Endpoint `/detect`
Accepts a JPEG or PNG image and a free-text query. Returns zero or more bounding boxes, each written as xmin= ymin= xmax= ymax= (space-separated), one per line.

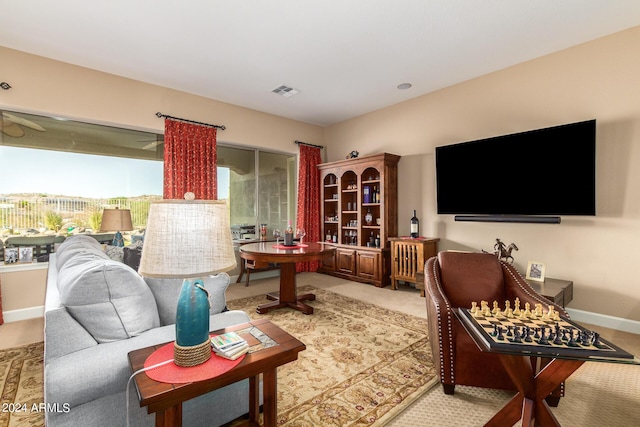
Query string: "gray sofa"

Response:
xmin=44 ymin=235 xmax=252 ymax=427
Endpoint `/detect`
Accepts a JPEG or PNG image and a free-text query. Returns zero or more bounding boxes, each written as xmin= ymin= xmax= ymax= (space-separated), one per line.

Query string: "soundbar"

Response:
xmin=454 ymin=215 xmax=561 ymax=224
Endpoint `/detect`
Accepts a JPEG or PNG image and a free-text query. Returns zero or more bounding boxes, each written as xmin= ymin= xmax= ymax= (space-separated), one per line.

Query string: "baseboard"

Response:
xmin=565 ymin=307 xmax=640 ymax=335
xmin=2 ymin=305 xmax=44 ymax=323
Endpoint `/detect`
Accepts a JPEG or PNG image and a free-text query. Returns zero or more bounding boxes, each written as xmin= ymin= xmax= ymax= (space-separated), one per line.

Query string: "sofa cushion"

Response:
xmin=55 ymin=234 xmax=108 ymax=270
xmin=57 ymin=256 xmax=160 ymax=343
xmin=145 ymin=273 xmax=230 ymax=326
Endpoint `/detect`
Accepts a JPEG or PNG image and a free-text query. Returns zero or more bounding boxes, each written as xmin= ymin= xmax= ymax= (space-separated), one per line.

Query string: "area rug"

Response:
xmin=227 ymin=285 xmax=438 ymax=426
xmin=0 ymin=342 xmax=44 ymax=427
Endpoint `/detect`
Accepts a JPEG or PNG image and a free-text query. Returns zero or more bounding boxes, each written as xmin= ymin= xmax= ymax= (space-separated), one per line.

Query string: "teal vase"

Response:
xmin=175 ymin=279 xmax=210 ymax=347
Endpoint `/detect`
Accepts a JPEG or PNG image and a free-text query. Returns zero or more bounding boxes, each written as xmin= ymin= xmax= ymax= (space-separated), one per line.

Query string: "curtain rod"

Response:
xmin=156 ymin=112 xmax=226 ymax=130
xmin=294 ymin=140 xmax=324 ymax=149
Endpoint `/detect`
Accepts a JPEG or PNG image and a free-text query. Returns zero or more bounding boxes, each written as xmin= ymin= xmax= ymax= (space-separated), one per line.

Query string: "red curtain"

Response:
xmin=296 ymin=144 xmax=322 ymax=272
xmin=163 ymin=119 xmax=218 ymax=200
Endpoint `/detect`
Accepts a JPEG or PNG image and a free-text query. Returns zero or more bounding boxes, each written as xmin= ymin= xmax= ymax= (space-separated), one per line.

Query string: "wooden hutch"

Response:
xmin=317 ymin=153 xmax=400 ymax=287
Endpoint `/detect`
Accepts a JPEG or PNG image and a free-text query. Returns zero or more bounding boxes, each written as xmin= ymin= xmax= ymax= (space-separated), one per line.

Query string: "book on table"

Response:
xmin=211 ymin=331 xmax=249 ymax=359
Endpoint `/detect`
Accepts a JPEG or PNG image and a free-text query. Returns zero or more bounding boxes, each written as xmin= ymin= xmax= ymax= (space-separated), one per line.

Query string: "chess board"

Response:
xmin=457 ymin=307 xmax=635 ymax=360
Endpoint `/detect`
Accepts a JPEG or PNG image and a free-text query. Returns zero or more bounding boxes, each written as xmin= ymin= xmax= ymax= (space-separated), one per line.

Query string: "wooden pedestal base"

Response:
xmin=256 ymin=263 xmax=315 ymax=315
xmin=486 ymin=355 xmax=584 ymax=427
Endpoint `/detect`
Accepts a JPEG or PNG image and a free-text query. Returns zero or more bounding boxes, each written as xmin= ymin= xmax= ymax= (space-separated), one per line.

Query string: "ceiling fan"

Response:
xmin=1 ymin=112 xmax=46 ymax=137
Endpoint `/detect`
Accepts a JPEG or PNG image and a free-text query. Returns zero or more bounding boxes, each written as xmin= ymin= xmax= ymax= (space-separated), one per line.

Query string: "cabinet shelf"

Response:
xmin=318 ymin=153 xmax=400 ymax=288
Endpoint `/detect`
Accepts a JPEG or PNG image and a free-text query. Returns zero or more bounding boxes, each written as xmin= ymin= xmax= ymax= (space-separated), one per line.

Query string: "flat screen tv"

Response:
xmin=435 ymin=120 xmax=596 ymax=222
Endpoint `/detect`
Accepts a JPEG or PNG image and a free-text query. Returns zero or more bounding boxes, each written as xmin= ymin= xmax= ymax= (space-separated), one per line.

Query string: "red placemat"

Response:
xmin=143 ymin=341 xmax=244 ymax=384
xmin=272 ymin=243 xmax=309 ymax=249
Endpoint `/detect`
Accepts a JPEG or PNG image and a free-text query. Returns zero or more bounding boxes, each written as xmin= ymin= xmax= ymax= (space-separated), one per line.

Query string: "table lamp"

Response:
xmin=99 ymin=207 xmax=133 ymax=247
xmin=138 ymin=194 xmax=236 ymax=367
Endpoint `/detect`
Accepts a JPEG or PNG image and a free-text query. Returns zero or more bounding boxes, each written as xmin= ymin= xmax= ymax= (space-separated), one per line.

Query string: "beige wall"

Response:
xmin=0 ymin=266 xmax=47 ymax=313
xmin=325 ymin=26 xmax=640 ymax=322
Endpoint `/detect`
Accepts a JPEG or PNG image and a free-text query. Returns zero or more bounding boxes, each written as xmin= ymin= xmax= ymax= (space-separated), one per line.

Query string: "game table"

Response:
xmin=239 ymin=242 xmax=335 ymax=314
xmin=455 ymin=306 xmax=639 ymax=427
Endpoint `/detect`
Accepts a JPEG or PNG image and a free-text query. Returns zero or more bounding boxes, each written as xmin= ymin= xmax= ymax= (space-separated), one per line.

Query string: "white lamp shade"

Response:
xmin=138 ymin=199 xmax=236 ymax=278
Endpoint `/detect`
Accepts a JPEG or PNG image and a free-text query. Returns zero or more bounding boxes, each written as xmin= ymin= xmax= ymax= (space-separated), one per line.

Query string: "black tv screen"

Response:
xmin=435 ymin=120 xmax=596 ymax=217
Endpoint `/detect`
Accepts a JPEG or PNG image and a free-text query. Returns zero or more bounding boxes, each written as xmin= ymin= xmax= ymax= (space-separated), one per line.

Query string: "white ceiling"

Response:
xmin=2 ymin=1 xmax=640 ymax=126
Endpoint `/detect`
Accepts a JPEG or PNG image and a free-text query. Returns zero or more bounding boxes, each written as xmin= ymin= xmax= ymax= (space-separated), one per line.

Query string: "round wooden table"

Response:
xmin=239 ymin=242 xmax=335 ymax=315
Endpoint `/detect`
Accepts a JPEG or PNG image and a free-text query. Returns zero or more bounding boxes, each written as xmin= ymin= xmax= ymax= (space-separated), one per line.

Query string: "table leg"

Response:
xmin=156 ymin=404 xmax=182 ymax=427
xmin=485 ymin=355 xmax=584 ymax=427
xmin=256 ymin=263 xmax=315 ymax=314
xmin=248 ymin=375 xmax=260 ymax=425
xmin=263 ymin=368 xmax=277 ymax=427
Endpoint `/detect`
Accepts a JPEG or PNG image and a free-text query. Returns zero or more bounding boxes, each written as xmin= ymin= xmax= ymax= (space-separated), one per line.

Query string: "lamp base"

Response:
xmin=174 ymin=339 xmax=211 ymax=367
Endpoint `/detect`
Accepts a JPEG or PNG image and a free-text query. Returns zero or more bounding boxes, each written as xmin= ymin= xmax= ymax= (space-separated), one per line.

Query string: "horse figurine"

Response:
xmin=483 ymin=238 xmax=518 ymax=264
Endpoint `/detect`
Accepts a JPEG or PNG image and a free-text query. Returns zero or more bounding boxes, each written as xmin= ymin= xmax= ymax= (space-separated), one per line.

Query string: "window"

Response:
xmin=218 ymin=145 xmax=297 ymax=238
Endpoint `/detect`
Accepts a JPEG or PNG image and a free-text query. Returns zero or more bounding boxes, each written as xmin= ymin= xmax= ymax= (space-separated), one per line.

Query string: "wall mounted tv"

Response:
xmin=435 ymin=119 xmax=596 ymax=223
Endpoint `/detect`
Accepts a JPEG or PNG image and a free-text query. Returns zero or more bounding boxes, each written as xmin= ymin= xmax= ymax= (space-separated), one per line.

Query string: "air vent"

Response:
xmin=272 ymin=85 xmax=300 ymax=97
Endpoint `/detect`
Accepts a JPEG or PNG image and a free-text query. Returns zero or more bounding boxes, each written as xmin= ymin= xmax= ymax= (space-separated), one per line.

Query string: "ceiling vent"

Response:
xmin=272 ymin=85 xmax=299 ymax=97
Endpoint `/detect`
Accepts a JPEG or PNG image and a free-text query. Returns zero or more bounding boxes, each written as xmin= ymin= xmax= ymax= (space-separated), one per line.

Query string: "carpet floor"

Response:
xmin=0 ymin=342 xmax=44 ymax=427
xmin=226 ymin=285 xmax=439 ymax=426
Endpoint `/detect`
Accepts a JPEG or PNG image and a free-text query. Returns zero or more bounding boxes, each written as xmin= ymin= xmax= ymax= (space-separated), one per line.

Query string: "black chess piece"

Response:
xmin=567 ymin=330 xmax=579 ymax=347
xmin=512 ymin=328 xmax=523 ymax=343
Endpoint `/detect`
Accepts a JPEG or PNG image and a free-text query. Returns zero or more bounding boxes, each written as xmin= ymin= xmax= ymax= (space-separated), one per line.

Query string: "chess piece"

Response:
xmin=513 ymin=298 xmax=521 ymax=317
xmin=505 ymin=308 xmax=514 ymax=318
xmin=522 ymin=302 xmax=532 ymax=319
xmin=534 ymin=303 xmax=543 ymax=318
xmin=470 ymin=301 xmax=478 ymax=315
xmin=492 ymin=301 xmax=499 ymax=316
xmin=481 ymin=301 xmax=491 ymax=317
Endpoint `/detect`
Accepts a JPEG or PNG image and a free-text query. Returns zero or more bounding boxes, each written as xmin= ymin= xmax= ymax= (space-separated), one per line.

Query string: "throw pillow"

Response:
xmin=55 ymin=234 xmax=108 ymax=270
xmin=145 ymin=273 xmax=230 ymax=326
xmin=58 ymin=256 xmax=160 ymax=343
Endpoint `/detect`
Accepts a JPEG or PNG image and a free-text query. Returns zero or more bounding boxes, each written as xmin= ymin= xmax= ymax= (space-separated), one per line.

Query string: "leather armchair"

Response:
xmin=425 ymin=251 xmax=567 ymax=401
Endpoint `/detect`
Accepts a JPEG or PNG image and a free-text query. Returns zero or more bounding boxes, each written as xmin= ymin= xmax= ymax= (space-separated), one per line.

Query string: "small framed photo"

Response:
xmin=526 ymin=261 xmax=545 ymax=282
xmin=4 ymin=247 xmax=19 ymax=264
xmin=18 ymin=246 xmax=34 ymax=263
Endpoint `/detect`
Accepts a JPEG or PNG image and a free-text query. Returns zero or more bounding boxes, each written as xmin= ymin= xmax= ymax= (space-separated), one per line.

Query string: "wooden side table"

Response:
xmin=128 ymin=319 xmax=305 ymax=427
xmin=526 ymin=277 xmax=573 ymax=307
xmin=388 ymin=237 xmax=439 ymax=295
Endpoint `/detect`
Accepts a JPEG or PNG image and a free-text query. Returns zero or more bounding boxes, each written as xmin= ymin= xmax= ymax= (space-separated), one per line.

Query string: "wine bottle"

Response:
xmin=410 ymin=210 xmax=419 ymax=238
xmin=284 ymin=220 xmax=294 ymax=245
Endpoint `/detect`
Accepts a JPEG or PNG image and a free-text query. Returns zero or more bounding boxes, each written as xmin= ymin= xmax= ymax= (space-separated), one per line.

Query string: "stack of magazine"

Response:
xmin=210 ymin=331 xmax=249 ymax=360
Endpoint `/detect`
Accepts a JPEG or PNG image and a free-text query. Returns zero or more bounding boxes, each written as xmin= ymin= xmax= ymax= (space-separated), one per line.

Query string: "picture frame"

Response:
xmin=18 ymin=246 xmax=34 ymax=263
xmin=4 ymin=247 xmax=19 ymax=264
xmin=525 ymin=261 xmax=545 ymax=282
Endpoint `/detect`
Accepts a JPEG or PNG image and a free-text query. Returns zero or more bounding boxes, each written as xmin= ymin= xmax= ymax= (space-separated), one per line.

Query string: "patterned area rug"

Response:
xmin=0 ymin=342 xmax=44 ymax=427
xmin=227 ymin=285 xmax=438 ymax=426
